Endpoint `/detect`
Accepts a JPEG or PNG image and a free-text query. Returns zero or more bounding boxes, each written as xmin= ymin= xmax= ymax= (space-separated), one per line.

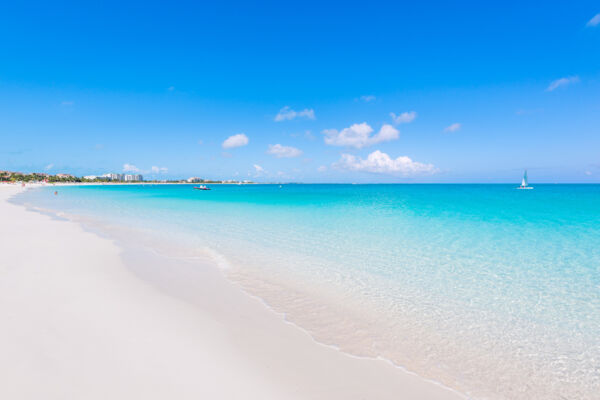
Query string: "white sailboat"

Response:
xmin=516 ymin=170 xmax=533 ymax=190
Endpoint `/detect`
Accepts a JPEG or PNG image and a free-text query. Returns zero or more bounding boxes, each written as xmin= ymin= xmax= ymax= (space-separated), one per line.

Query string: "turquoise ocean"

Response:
xmin=15 ymin=184 xmax=600 ymax=399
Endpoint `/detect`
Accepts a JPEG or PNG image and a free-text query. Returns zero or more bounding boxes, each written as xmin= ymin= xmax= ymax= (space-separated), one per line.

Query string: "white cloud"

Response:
xmin=252 ymin=164 xmax=266 ymax=178
xmin=44 ymin=163 xmax=54 ymax=170
xmin=274 ymin=106 xmax=315 ymax=122
xmin=267 ymin=144 xmax=303 ymax=158
xmin=151 ymin=166 xmax=168 ymax=174
xmin=334 ymin=150 xmax=437 ymax=176
xmin=546 ymin=76 xmax=579 ymax=92
xmin=222 ymin=133 xmax=249 ymax=149
xmin=323 ymin=123 xmax=399 ymax=149
xmin=586 ymin=13 xmax=600 ymax=27
xmin=585 ymin=170 xmax=592 ymax=176
xmin=444 ymin=123 xmax=461 ymax=133
xmin=360 ymin=95 xmax=376 ymax=102
xmin=317 ymin=165 xmax=327 ymax=172
xmin=390 ymin=111 xmax=417 ymax=125
xmin=123 ymin=163 xmax=140 ymax=172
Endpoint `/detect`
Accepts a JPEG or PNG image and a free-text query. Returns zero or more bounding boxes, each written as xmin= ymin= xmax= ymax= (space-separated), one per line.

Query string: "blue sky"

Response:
xmin=1 ymin=1 xmax=599 ymax=182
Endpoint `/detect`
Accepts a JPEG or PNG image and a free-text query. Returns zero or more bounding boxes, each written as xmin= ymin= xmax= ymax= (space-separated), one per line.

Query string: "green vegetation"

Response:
xmin=0 ymin=172 xmax=81 ymax=183
xmin=0 ymin=171 xmax=96 ymax=183
xmin=189 ymin=179 xmax=225 ymax=184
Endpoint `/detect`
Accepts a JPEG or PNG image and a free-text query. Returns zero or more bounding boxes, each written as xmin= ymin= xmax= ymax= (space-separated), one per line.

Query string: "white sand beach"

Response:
xmin=0 ymin=184 xmax=463 ymax=400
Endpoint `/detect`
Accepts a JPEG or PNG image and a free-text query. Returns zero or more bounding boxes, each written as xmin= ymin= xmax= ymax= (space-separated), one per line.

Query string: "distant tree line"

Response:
xmin=0 ymin=171 xmax=251 ymax=184
xmin=1 ymin=172 xmax=95 ymax=183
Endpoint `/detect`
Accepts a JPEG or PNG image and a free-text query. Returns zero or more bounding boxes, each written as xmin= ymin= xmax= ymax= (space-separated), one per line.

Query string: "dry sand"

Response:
xmin=0 ymin=184 xmax=463 ymax=399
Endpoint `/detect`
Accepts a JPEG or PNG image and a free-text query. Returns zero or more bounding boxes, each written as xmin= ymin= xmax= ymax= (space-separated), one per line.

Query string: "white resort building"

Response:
xmin=100 ymin=173 xmax=142 ymax=182
xmin=124 ymin=174 xmax=143 ymax=182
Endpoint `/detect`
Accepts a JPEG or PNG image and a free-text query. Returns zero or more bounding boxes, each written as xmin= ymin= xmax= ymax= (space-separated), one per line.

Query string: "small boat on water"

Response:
xmin=193 ymin=185 xmax=211 ymax=190
xmin=516 ymin=170 xmax=533 ymax=190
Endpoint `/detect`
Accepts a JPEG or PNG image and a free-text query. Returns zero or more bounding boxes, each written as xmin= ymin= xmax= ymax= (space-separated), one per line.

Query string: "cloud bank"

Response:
xmin=444 ymin=123 xmax=461 ymax=133
xmin=390 ymin=111 xmax=417 ymax=125
xmin=323 ymin=123 xmax=399 ymax=149
xmin=334 ymin=150 xmax=437 ymax=176
xmin=274 ymin=106 xmax=315 ymax=121
xmin=222 ymin=133 xmax=249 ymax=149
xmin=123 ymin=163 xmax=140 ymax=172
xmin=546 ymin=76 xmax=579 ymax=92
xmin=252 ymin=164 xmax=266 ymax=177
xmin=587 ymin=13 xmax=600 ymax=27
xmin=267 ymin=144 xmax=303 ymax=158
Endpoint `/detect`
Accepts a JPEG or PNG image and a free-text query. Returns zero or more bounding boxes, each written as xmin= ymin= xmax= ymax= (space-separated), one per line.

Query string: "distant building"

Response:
xmin=104 ymin=173 xmax=124 ymax=181
xmin=56 ymin=173 xmax=75 ymax=178
xmin=124 ymin=174 xmax=143 ymax=182
xmin=187 ymin=177 xmax=204 ymax=183
xmin=83 ymin=175 xmax=97 ymax=180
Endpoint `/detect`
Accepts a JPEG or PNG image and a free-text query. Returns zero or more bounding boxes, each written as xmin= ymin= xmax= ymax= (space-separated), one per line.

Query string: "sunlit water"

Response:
xmin=15 ymin=184 xmax=600 ymax=399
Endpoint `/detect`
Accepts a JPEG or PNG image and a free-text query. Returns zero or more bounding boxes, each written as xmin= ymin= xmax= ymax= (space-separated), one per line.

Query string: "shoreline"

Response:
xmin=0 ymin=183 xmax=464 ymax=399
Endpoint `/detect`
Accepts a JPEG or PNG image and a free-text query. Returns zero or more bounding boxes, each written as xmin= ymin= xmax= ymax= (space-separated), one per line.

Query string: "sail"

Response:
xmin=517 ymin=169 xmax=532 ymax=189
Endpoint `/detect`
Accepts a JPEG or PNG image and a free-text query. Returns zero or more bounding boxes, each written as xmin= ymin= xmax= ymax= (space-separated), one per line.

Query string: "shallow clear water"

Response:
xmin=16 ymin=184 xmax=600 ymax=399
